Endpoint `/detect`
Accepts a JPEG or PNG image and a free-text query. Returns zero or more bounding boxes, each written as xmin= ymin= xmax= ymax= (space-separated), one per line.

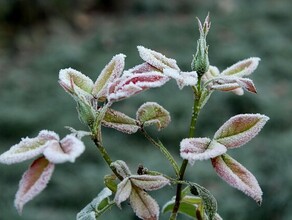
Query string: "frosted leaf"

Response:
xmin=14 ymin=156 xmax=55 ymax=214
xmin=107 ymin=72 xmax=169 ymax=102
xmin=180 ymin=138 xmax=226 ymax=165
xmin=136 ymin=102 xmax=171 ymax=130
xmin=211 ymin=82 xmax=241 ymax=91
xmin=230 ymin=87 xmax=244 ymax=96
xmin=137 ymin=46 xmax=180 ymax=71
xmin=92 ymin=54 xmax=126 ymax=99
xmin=163 ymin=69 xmax=198 ymax=89
xmin=43 ymin=135 xmax=85 ymax=164
xmin=130 ymin=175 xmax=170 ymax=191
xmin=77 ymin=187 xmax=112 ymax=220
xmin=211 ymin=154 xmax=262 ymax=204
xmin=214 ymin=114 xmax=269 ymax=149
xmin=130 ymin=187 xmax=159 ymax=220
xmin=0 ymin=130 xmax=59 ymax=165
xmin=236 ymin=78 xmax=257 ymax=94
xmin=124 ymin=62 xmax=159 ymax=75
xmin=114 ymin=177 xmax=132 ymax=208
xmin=221 ymin=57 xmax=260 ymax=77
xmin=210 ymin=76 xmax=257 ymax=94
xmin=111 ymin=160 xmax=131 ymax=178
xmin=102 ymin=108 xmax=140 ymax=134
xmin=59 ymin=68 xmax=94 ymax=100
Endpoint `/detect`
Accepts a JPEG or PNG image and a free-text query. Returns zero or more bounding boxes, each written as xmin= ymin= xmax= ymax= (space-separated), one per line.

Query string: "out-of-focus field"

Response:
xmin=0 ymin=0 xmax=291 ymax=219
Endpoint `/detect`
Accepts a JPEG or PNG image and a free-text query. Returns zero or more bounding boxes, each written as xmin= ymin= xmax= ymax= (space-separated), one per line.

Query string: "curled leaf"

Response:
xmin=211 ymin=154 xmax=263 ymax=204
xmin=214 ymin=114 xmax=269 ymax=149
xmin=59 ymin=68 xmax=93 ymax=99
xmin=136 ymin=102 xmax=171 ymax=130
xmin=221 ymin=57 xmax=260 ymax=77
xmin=130 ymin=186 xmax=159 ymax=220
xmin=102 ymin=108 xmax=140 ymax=134
xmin=180 ymin=138 xmax=227 ymax=165
xmin=92 ymin=54 xmax=126 ymax=99
xmin=0 ymin=130 xmax=59 ymax=165
xmin=43 ymin=135 xmax=85 ymax=164
xmin=107 ymin=72 xmax=169 ymax=102
xmin=137 ymin=46 xmax=180 ymax=71
xmin=14 ymin=156 xmax=55 ymax=214
xmin=130 ymin=175 xmax=170 ymax=191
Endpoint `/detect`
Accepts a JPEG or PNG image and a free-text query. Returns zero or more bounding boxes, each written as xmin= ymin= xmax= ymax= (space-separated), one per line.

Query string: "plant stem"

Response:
xmin=141 ymin=128 xmax=180 ymax=177
xmin=92 ymin=135 xmax=123 ymax=180
xmin=170 ymin=79 xmax=202 ymax=220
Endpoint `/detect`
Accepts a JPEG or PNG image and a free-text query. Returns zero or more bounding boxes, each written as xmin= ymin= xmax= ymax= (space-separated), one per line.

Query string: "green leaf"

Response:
xmin=102 ymin=108 xmax=139 ymax=134
xmin=189 ymin=182 xmax=217 ymax=220
xmin=76 ymin=188 xmax=113 ymax=220
xmin=104 ymin=174 xmax=117 ymax=193
xmin=136 ymin=102 xmax=171 ymax=130
xmin=162 ymin=196 xmax=202 ymax=218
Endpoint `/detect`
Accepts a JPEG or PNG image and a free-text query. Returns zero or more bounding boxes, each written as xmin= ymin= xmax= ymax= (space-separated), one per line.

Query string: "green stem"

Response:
xmin=141 ymin=128 xmax=180 ymax=177
xmin=92 ymin=134 xmax=123 ymax=180
xmin=170 ymin=79 xmax=202 ymax=220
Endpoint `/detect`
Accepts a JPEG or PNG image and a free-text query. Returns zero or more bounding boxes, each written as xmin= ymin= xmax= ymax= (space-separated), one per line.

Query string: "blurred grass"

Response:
xmin=0 ymin=0 xmax=292 ymax=219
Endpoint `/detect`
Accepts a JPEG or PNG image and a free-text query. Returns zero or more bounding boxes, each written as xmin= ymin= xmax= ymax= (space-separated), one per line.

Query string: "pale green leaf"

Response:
xmin=102 ymin=108 xmax=139 ymax=134
xmin=136 ymin=102 xmax=170 ymax=130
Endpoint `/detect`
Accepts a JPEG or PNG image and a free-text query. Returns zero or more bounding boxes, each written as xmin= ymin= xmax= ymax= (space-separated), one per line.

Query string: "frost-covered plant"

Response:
xmin=0 ymin=14 xmax=269 ymax=220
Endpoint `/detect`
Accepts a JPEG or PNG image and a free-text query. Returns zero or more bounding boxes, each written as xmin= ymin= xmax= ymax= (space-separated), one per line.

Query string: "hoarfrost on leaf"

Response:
xmin=137 ymin=46 xmax=180 ymax=71
xmin=214 ymin=114 xmax=269 ymax=149
xmin=0 ymin=130 xmax=59 ymax=165
xmin=43 ymin=135 xmax=85 ymax=164
xmin=14 ymin=156 xmax=55 ymax=214
xmin=163 ymin=68 xmax=198 ymax=89
xmin=211 ymin=154 xmax=263 ymax=204
xmin=180 ymin=138 xmax=227 ymax=165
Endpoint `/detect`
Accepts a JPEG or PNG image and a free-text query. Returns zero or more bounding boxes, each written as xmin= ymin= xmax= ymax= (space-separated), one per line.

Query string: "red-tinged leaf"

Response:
xmin=114 ymin=177 xmax=132 ymax=208
xmin=130 ymin=175 xmax=170 ymax=191
xmin=43 ymin=135 xmax=85 ymax=164
xmin=236 ymin=78 xmax=257 ymax=94
xmin=125 ymin=62 xmax=159 ymax=75
xmin=137 ymin=46 xmax=180 ymax=71
xmin=211 ymin=154 xmax=262 ymax=204
xmin=130 ymin=186 xmax=159 ymax=220
xmin=102 ymin=108 xmax=140 ymax=134
xmin=214 ymin=114 xmax=269 ymax=149
xmin=221 ymin=57 xmax=260 ymax=77
xmin=180 ymin=138 xmax=226 ymax=165
xmin=14 ymin=156 xmax=55 ymax=214
xmin=0 ymin=130 xmax=59 ymax=165
xmin=92 ymin=54 xmax=126 ymax=98
xmin=107 ymin=72 xmax=169 ymax=102
xmin=136 ymin=102 xmax=170 ymax=130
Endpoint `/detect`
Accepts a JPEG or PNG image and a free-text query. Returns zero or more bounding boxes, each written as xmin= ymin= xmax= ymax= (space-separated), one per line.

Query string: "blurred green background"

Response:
xmin=0 ymin=0 xmax=291 ymax=219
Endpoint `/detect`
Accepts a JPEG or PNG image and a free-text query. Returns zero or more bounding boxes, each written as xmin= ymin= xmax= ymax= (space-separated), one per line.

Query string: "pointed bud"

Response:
xmin=76 ymin=99 xmax=96 ymax=128
xmin=191 ymin=14 xmax=211 ymax=77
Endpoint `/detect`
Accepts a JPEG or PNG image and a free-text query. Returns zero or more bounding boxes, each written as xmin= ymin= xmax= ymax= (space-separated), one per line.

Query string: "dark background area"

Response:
xmin=0 ymin=0 xmax=291 ymax=219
